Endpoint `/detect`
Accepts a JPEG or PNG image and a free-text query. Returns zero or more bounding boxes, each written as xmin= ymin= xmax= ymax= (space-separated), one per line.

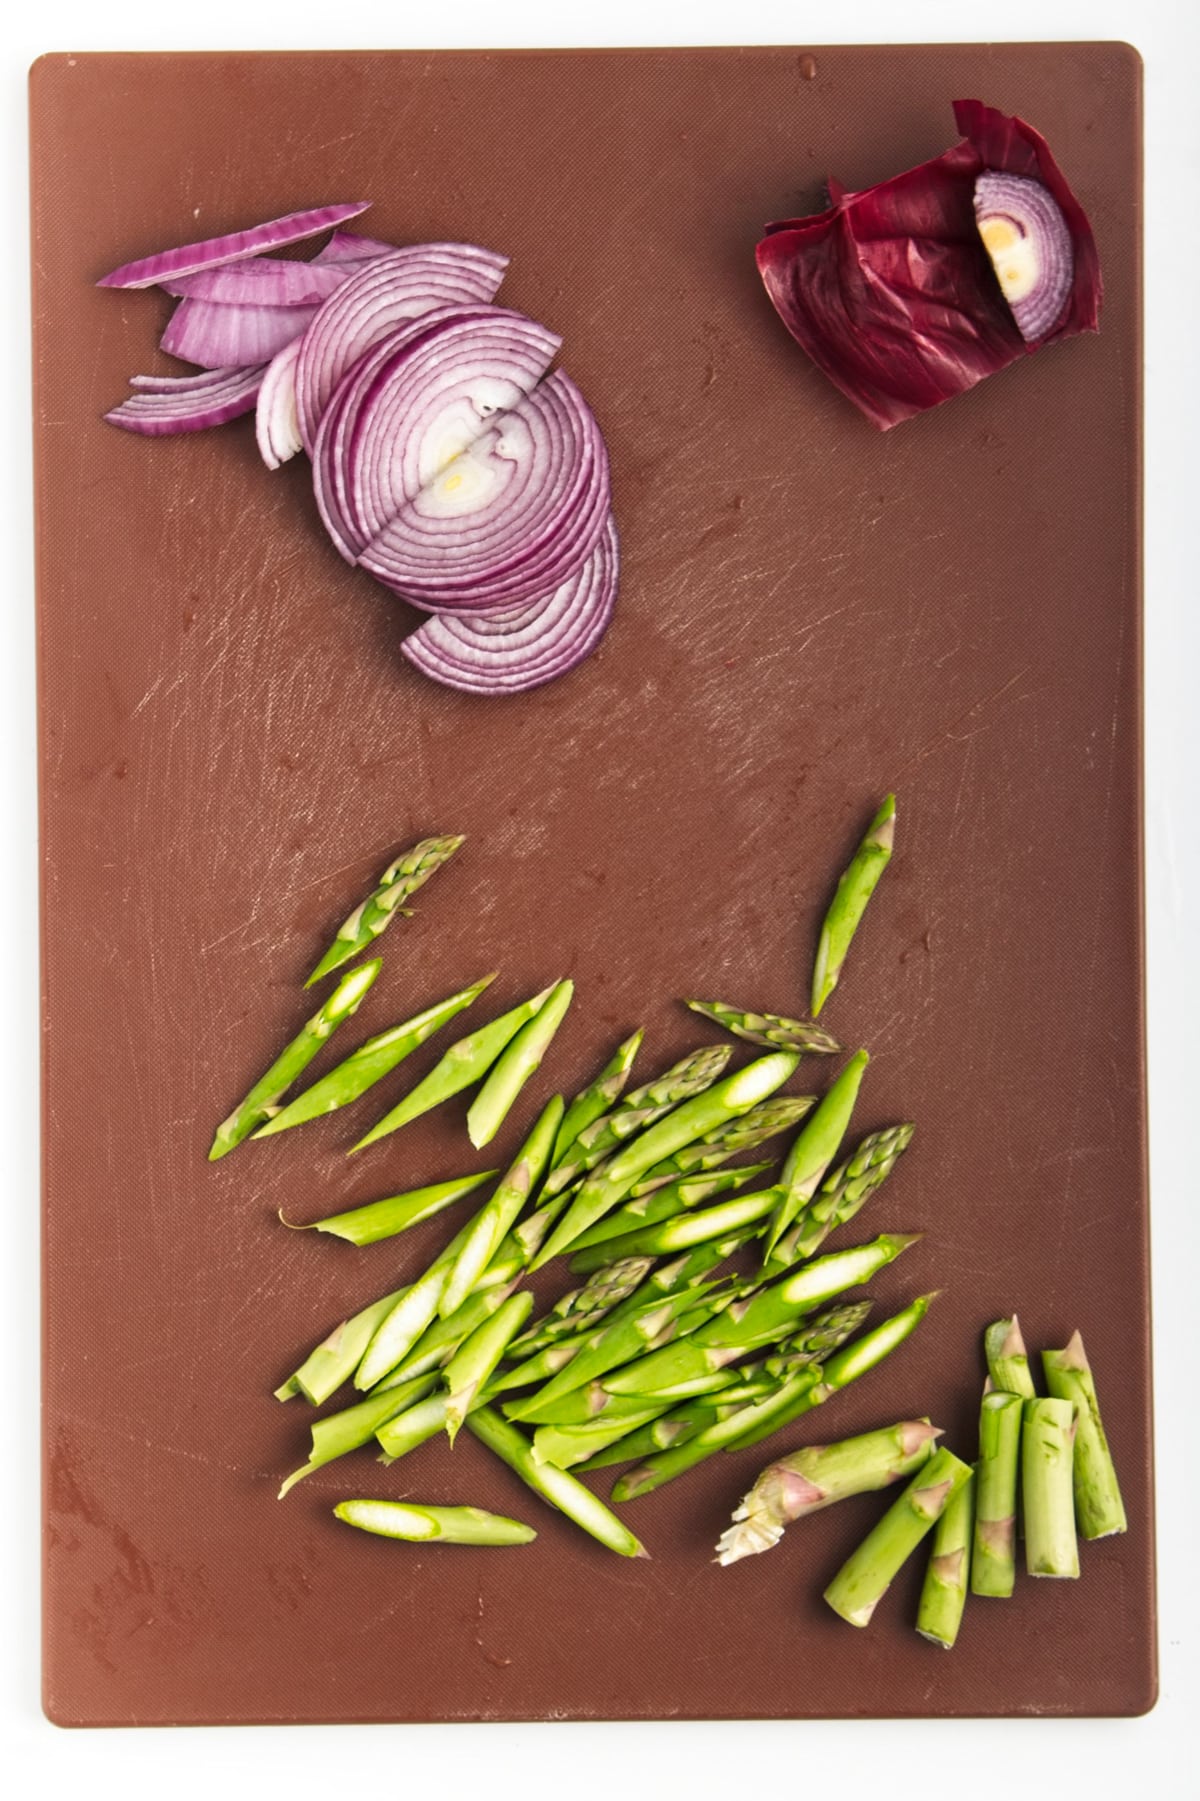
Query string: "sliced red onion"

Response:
xmin=104 ymin=364 xmax=267 ymax=434
xmin=158 ymin=257 xmax=354 ymax=306
xmin=161 ymin=297 xmax=318 ymax=369
xmin=255 ymin=337 xmax=304 ymax=469
xmin=97 ymin=202 xmax=371 ymax=290
xmin=294 ymin=244 xmax=509 ymax=453
xmin=400 ymin=514 xmax=618 ymax=693
xmin=359 ymin=369 xmax=610 ymax=614
xmin=973 ymin=171 xmax=1074 ymax=343
xmin=315 ymin=229 xmax=404 ymax=264
xmin=312 ymin=304 xmax=560 ymax=562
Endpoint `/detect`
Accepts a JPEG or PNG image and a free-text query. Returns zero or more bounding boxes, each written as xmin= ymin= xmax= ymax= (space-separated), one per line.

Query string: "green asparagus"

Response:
xmin=566 ymin=1165 xmax=770 ymax=1255
xmin=553 ymin=1031 xmax=644 ymax=1165
xmin=465 ymin=1405 xmax=648 ymax=1559
xmin=566 ymin=1186 xmax=784 ymax=1274
xmin=333 ymin=1498 xmax=536 ymax=1546
xmin=440 ymin=1095 xmax=563 ymax=1317
xmin=1022 ymin=1397 xmax=1079 ymax=1578
xmin=984 ymin=1316 xmax=1037 ymax=1399
xmin=544 ymin=1045 xmax=733 ymax=1197
xmin=467 ymin=980 xmax=574 ymax=1148
xmin=766 ymin=1124 xmax=914 ymax=1269
xmin=209 ymin=960 xmax=382 ymax=1159
xmin=284 ymin=1169 xmax=498 ymax=1246
xmin=764 ymin=1049 xmax=868 ymax=1259
xmin=445 ymin=1292 xmax=535 ymax=1443
xmin=971 ymin=1390 xmax=1023 ymax=1597
xmin=811 ymin=794 xmax=895 ymax=1017
xmin=685 ymin=999 xmax=841 ymax=1055
xmin=1042 ymin=1333 xmax=1126 ymax=1539
xmin=823 ymin=1447 xmax=971 ymax=1627
xmin=629 ymin=1096 xmax=815 ymax=1194
xmin=276 ymin=1285 xmax=406 ymax=1405
xmin=277 ymin=1372 xmax=438 ymax=1497
xmin=916 ymin=1465 xmax=975 ymax=1648
xmin=306 ymin=834 xmax=464 ymax=986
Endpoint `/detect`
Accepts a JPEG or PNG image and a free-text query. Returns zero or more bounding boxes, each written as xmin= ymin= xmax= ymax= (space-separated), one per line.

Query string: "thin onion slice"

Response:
xmin=97 ymin=201 xmax=371 ymax=290
xmin=255 ymin=337 xmax=304 ymax=469
xmin=360 ymin=369 xmax=610 ymax=614
xmin=311 ymin=304 xmax=560 ymax=562
xmin=104 ymin=364 xmax=267 ymax=434
xmin=973 ymin=171 xmax=1074 ymax=343
xmin=315 ymin=229 xmax=403 ymax=264
xmin=400 ymin=514 xmax=619 ymax=693
xmin=294 ymin=244 xmax=509 ymax=453
xmin=159 ymin=257 xmax=355 ymax=306
xmin=161 ymin=297 xmax=319 ymax=369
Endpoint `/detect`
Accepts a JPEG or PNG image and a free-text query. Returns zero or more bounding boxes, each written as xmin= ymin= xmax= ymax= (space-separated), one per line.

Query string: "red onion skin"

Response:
xmin=97 ymin=202 xmax=371 ymax=290
xmin=756 ymin=99 xmax=1102 ymax=430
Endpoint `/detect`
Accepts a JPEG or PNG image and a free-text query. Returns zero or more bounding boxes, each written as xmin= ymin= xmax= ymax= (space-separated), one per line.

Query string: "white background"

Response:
xmin=3 ymin=1 xmax=1196 ymax=1792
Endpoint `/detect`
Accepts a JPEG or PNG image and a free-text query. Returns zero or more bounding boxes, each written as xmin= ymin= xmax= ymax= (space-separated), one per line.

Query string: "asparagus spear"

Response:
xmin=276 ymin=1285 xmax=407 ymax=1405
xmin=685 ymin=999 xmax=841 ymax=1055
xmin=209 ymin=960 xmax=382 ymax=1160
xmin=282 ymin=1169 xmax=498 ymax=1246
xmin=811 ymin=794 xmax=895 ymax=1016
xmin=629 ymin=1096 xmax=815 ymax=1193
xmin=376 ymin=1391 xmax=458 ymax=1460
xmin=724 ymin=1292 xmax=935 ymax=1453
xmin=1022 ymin=1397 xmax=1080 ymax=1577
xmin=445 ymin=1292 xmax=535 ymax=1443
xmin=254 ymin=975 xmax=495 ymax=1139
xmin=440 ymin=1095 xmax=563 ymax=1317
xmin=544 ymin=1045 xmax=733 ymax=1196
xmin=467 ymin=980 xmax=574 ymax=1148
xmin=277 ymin=1372 xmax=438 ymax=1497
xmin=565 ymin=1165 xmax=770 ymax=1255
xmin=916 ymin=1464 xmax=975 ymax=1648
xmin=1042 ymin=1332 xmax=1127 ymax=1539
xmin=306 ymin=833 xmax=464 ymax=986
xmin=351 ymin=1212 xmax=487 ymax=1393
xmin=533 ymin=1051 xmax=801 ymax=1269
xmin=567 ymin=1186 xmax=784 ymax=1275
xmin=984 ymin=1316 xmax=1037 ymax=1399
xmin=334 ymin=1499 xmax=536 ymax=1546
xmin=576 ymin=1392 xmax=763 ymax=1471
xmin=824 ymin=1447 xmax=972 ymax=1628
xmin=465 ymin=1405 xmax=648 ymax=1559
xmin=971 ymin=1390 xmax=1023 ymax=1597
xmin=505 ymin=1258 xmax=657 ymax=1359
xmin=715 ymin=1420 xmax=942 ymax=1565
xmin=350 ymin=985 xmax=556 ymax=1151
xmin=766 ymin=1124 xmax=914 ymax=1269
xmin=764 ymin=1049 xmax=869 ymax=1259
xmin=553 ymin=1030 xmax=644 ymax=1165
xmin=382 ymin=1277 xmax=525 ymax=1386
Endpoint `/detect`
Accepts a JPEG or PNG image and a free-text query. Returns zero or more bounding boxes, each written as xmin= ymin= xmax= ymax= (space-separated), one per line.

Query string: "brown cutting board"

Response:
xmin=32 ymin=44 xmax=1150 ymax=1725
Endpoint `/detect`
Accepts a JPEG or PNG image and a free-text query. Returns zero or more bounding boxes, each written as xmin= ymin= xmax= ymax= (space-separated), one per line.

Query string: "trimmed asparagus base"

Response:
xmin=823 ymin=1448 xmax=972 ymax=1628
xmin=971 ymin=1390 xmax=1023 ymax=1598
xmin=1022 ymin=1398 xmax=1080 ymax=1578
xmin=917 ymin=1465 xmax=975 ymax=1648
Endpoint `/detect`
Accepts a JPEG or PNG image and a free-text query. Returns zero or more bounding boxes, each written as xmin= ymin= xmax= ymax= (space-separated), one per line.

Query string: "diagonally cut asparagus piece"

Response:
xmin=629 ymin=1095 xmax=815 ymax=1194
xmin=764 ymin=1049 xmax=869 ymax=1259
xmin=544 ymin=1045 xmax=733 ymax=1197
xmin=916 ymin=1464 xmax=975 ymax=1649
xmin=283 ymin=1169 xmax=497 ymax=1246
xmin=766 ymin=1123 xmax=914 ymax=1269
xmin=210 ymin=960 xmax=381 ymax=1159
xmin=984 ymin=1316 xmax=1037 ymax=1399
xmin=553 ymin=1030 xmax=644 ymax=1166
xmin=467 ymin=980 xmax=574 ymax=1148
xmin=306 ymin=833 xmax=464 ymax=986
xmin=333 ymin=1499 xmax=536 ymax=1546
xmin=465 ymin=1405 xmax=648 ymax=1559
xmin=440 ymin=1095 xmax=563 ymax=1317
xmin=811 ymin=794 xmax=895 ymax=1016
xmin=277 ymin=1372 xmax=438 ymax=1497
xmin=823 ymin=1446 xmax=972 ymax=1627
xmin=567 ymin=1165 xmax=770 ymax=1255
xmin=444 ymin=1292 xmax=535 ymax=1443
xmin=1042 ymin=1332 xmax=1127 ymax=1539
xmin=566 ymin=1186 xmax=783 ymax=1274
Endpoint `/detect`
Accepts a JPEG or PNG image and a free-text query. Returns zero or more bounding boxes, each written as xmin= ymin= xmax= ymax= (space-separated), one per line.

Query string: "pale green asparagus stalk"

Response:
xmin=984 ymin=1316 xmax=1038 ymax=1399
xmin=282 ymin=1169 xmax=498 ymax=1246
xmin=444 ymin=1292 xmax=535 ymax=1444
xmin=440 ymin=1095 xmax=563 ymax=1317
xmin=566 ymin=1165 xmax=770 ymax=1256
xmin=971 ymin=1390 xmax=1023 ymax=1597
xmin=916 ymin=1464 xmax=976 ymax=1648
xmin=276 ymin=1284 xmax=406 ymax=1405
xmin=1042 ymin=1333 xmax=1127 ymax=1539
xmin=566 ymin=1186 xmax=784 ymax=1274
xmin=811 ymin=795 xmax=895 ymax=1016
xmin=467 ymin=980 xmax=574 ymax=1148
xmin=306 ymin=833 xmax=464 ymax=986
xmin=684 ymin=999 xmax=842 ymax=1055
xmin=254 ymin=975 xmax=495 ymax=1139
xmin=209 ymin=960 xmax=382 ymax=1159
xmin=715 ymin=1420 xmax=942 ymax=1565
xmin=333 ymin=1499 xmax=536 ymax=1546
xmin=465 ymin=1405 xmax=649 ymax=1558
xmin=351 ymin=985 xmax=556 ymax=1151
xmin=764 ymin=1049 xmax=869 ymax=1259
xmin=553 ymin=1031 xmax=644 ymax=1165
xmin=1022 ymin=1397 xmax=1080 ymax=1578
xmin=543 ymin=1045 xmax=734 ymax=1197
xmin=277 ymin=1372 xmax=438 ymax=1497
xmin=823 ymin=1447 xmax=972 ymax=1627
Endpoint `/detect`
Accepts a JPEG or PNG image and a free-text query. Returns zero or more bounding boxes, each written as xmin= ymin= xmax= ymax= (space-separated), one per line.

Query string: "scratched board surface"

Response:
xmin=32 ymin=45 xmax=1150 ymax=1723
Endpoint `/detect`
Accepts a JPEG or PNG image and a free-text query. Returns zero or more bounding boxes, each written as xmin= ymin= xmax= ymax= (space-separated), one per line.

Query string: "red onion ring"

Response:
xmin=973 ymin=171 xmax=1074 ymax=343
xmin=97 ymin=202 xmax=370 ymax=290
xmin=400 ymin=514 xmax=619 ymax=693
xmin=293 ymin=244 xmax=509 ymax=453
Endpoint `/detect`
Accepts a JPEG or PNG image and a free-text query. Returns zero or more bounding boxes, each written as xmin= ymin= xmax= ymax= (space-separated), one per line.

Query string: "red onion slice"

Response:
xmin=314 ymin=229 xmax=403 ymax=264
xmin=161 ymin=297 xmax=318 ymax=369
xmin=311 ymin=304 xmax=560 ymax=563
xmin=294 ymin=244 xmax=509 ymax=453
xmin=359 ymin=369 xmax=610 ymax=614
xmin=97 ymin=202 xmax=371 ymax=290
xmin=401 ymin=515 xmax=619 ymax=693
xmin=255 ymin=337 xmax=304 ymax=469
xmin=104 ymin=364 xmax=267 ymax=434
xmin=973 ymin=172 xmax=1074 ymax=343
xmin=159 ymin=257 xmax=354 ymax=306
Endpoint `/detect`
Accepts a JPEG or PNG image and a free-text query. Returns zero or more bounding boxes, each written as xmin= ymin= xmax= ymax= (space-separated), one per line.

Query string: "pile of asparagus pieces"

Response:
xmin=715 ymin=1313 xmax=1125 ymax=1646
xmin=209 ymin=804 xmax=925 ymax=1554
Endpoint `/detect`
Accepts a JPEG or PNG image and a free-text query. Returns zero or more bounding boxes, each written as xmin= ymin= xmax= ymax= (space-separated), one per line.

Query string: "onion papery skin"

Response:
xmin=973 ymin=171 xmax=1075 ymax=343
xmin=311 ymin=304 xmax=561 ymax=563
xmin=255 ymin=337 xmax=304 ymax=468
xmin=97 ymin=201 xmax=371 ymax=290
xmin=360 ymin=370 xmax=610 ymax=615
xmin=755 ymin=98 xmax=1102 ymax=429
xmin=161 ymin=297 xmax=318 ymax=370
xmin=401 ymin=513 xmax=619 ymax=693
xmin=104 ymin=364 xmax=267 ymax=434
xmin=293 ymin=245 xmax=510 ymax=453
